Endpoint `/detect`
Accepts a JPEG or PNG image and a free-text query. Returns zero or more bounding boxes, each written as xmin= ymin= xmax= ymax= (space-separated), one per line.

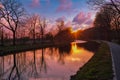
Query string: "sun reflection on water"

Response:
xmin=71 ymin=42 xmax=83 ymax=54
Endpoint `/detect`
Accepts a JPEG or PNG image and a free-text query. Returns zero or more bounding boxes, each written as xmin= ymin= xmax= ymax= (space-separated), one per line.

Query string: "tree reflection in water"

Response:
xmin=30 ymin=50 xmax=38 ymax=78
xmin=0 ymin=41 xmax=98 ymax=80
xmin=29 ymin=48 xmax=47 ymax=78
xmin=57 ymin=44 xmax=71 ymax=64
xmin=40 ymin=48 xmax=47 ymax=73
xmin=0 ymin=56 xmax=4 ymax=79
xmin=9 ymin=54 xmax=20 ymax=80
xmin=9 ymin=52 xmax=27 ymax=80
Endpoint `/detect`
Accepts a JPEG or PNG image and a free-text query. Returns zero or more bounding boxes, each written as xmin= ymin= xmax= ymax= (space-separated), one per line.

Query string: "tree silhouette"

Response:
xmin=39 ymin=18 xmax=47 ymax=44
xmin=88 ymin=0 xmax=120 ymax=14
xmin=0 ymin=25 xmax=4 ymax=46
xmin=0 ymin=0 xmax=25 ymax=45
xmin=26 ymin=14 xmax=40 ymax=44
xmin=56 ymin=20 xmax=65 ymax=32
xmin=88 ymin=0 xmax=120 ymax=40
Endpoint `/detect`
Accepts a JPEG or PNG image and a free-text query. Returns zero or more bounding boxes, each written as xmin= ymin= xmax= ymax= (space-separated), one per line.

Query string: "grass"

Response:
xmin=71 ymin=42 xmax=113 ymax=80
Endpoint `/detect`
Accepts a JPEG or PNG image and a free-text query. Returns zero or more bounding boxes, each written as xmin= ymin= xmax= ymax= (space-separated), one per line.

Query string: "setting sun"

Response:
xmin=70 ymin=28 xmax=79 ymax=33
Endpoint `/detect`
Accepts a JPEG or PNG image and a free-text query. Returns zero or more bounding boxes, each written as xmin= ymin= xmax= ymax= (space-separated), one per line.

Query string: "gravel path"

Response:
xmin=108 ymin=42 xmax=120 ymax=80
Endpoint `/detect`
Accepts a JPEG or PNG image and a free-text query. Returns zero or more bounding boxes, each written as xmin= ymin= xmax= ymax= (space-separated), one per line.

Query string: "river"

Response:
xmin=0 ymin=41 xmax=99 ymax=80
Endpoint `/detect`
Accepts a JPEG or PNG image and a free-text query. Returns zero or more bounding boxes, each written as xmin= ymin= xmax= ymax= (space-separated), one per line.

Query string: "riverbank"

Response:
xmin=0 ymin=43 xmax=54 ymax=56
xmin=70 ymin=42 xmax=113 ymax=80
xmin=0 ymin=41 xmax=73 ymax=56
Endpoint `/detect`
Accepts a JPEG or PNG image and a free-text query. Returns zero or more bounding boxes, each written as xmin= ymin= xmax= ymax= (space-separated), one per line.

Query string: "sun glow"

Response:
xmin=70 ymin=28 xmax=79 ymax=33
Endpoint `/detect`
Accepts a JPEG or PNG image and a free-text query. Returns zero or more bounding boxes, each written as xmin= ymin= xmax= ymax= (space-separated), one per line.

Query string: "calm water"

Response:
xmin=0 ymin=41 xmax=99 ymax=80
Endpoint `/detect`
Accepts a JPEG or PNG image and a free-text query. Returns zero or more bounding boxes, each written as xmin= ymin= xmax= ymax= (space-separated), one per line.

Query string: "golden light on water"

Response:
xmin=71 ymin=42 xmax=83 ymax=54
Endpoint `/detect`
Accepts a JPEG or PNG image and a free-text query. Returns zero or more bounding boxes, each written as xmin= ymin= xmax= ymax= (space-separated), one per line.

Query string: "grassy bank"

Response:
xmin=71 ymin=42 xmax=113 ymax=80
xmin=0 ymin=43 xmax=54 ymax=56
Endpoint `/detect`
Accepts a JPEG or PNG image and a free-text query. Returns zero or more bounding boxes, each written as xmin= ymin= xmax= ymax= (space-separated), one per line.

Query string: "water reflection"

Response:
xmin=71 ymin=42 xmax=83 ymax=54
xmin=0 ymin=41 xmax=99 ymax=80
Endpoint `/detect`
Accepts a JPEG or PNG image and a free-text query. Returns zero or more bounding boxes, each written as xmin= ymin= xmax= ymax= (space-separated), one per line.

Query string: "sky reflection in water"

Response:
xmin=0 ymin=42 xmax=94 ymax=80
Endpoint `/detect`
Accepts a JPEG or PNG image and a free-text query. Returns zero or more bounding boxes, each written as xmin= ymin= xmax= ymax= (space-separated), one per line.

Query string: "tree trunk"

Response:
xmin=1 ymin=31 xmax=4 ymax=46
xmin=1 ymin=34 xmax=4 ymax=46
xmin=32 ymin=29 xmax=36 ymax=44
xmin=13 ymin=31 xmax=16 ymax=45
xmin=0 ymin=27 xmax=4 ymax=46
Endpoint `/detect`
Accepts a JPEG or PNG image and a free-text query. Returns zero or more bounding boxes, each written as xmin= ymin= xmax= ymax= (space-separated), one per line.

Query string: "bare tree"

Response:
xmin=26 ymin=14 xmax=40 ymax=44
xmin=39 ymin=18 xmax=47 ymax=44
xmin=110 ymin=0 xmax=120 ymax=14
xmin=94 ymin=12 xmax=110 ymax=40
xmin=94 ymin=5 xmax=114 ymax=29
xmin=56 ymin=20 xmax=65 ymax=32
xmin=88 ymin=0 xmax=120 ymax=14
xmin=0 ymin=0 xmax=25 ymax=45
xmin=88 ymin=0 xmax=120 ymax=40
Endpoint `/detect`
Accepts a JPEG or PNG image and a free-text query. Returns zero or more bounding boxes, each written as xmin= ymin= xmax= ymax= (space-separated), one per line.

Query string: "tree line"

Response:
xmin=0 ymin=0 xmax=119 ymax=46
xmin=77 ymin=0 xmax=120 ymax=42
xmin=0 ymin=0 xmax=67 ymax=46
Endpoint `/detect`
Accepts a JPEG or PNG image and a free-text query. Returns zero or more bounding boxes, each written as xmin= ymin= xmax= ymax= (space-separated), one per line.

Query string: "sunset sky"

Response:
xmin=21 ymin=0 xmax=96 ymax=30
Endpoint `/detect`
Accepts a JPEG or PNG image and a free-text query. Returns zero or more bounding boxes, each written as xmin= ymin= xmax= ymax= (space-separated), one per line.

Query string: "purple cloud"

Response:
xmin=56 ymin=0 xmax=72 ymax=12
xmin=85 ymin=19 xmax=93 ymax=25
xmin=73 ymin=12 xmax=92 ymax=24
xmin=72 ymin=12 xmax=93 ymax=30
xmin=56 ymin=16 xmax=66 ymax=22
xmin=30 ymin=0 xmax=50 ymax=8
